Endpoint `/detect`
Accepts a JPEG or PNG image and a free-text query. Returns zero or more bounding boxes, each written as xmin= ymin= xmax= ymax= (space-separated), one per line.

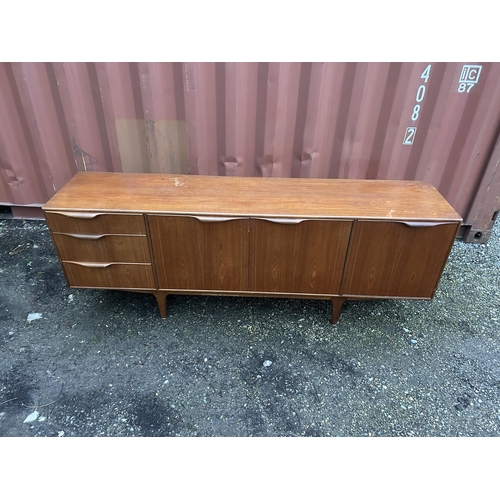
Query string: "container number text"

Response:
xmin=403 ymin=127 xmax=417 ymax=145
xmin=403 ymin=65 xmax=431 ymax=145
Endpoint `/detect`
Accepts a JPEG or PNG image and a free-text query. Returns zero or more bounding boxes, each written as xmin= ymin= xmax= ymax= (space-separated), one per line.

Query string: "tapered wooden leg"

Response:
xmin=152 ymin=292 xmax=168 ymax=318
xmin=331 ymin=298 xmax=346 ymax=324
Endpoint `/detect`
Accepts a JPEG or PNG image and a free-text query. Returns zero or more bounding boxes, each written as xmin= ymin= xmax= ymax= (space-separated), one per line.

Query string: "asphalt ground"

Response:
xmin=1 ymin=216 xmax=499 ymax=496
xmin=1 ymin=217 xmax=499 ymax=439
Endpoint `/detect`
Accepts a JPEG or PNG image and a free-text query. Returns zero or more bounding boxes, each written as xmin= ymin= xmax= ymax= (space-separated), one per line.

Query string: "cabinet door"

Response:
xmin=249 ymin=219 xmax=352 ymax=295
xmin=148 ymin=215 xmax=249 ymax=291
xmin=341 ymin=221 xmax=458 ymax=298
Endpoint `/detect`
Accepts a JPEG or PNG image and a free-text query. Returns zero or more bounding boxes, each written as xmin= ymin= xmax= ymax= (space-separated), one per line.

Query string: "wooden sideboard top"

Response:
xmin=43 ymin=172 xmax=462 ymax=222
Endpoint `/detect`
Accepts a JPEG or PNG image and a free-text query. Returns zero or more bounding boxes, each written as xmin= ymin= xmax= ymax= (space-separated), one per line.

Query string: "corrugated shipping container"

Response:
xmin=0 ymin=62 xmax=498 ymax=242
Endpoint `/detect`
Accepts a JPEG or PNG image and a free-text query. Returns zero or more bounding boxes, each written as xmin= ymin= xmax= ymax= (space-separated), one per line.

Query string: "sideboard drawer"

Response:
xmin=62 ymin=262 xmax=155 ymax=289
xmin=45 ymin=212 xmax=146 ymax=235
xmin=52 ymin=233 xmax=151 ymax=263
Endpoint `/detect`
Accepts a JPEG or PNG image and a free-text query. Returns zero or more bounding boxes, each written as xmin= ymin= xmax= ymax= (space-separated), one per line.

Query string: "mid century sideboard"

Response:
xmin=42 ymin=173 xmax=462 ymax=323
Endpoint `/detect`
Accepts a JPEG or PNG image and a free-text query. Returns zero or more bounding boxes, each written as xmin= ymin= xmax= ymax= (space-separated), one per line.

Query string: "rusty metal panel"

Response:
xmin=461 ymin=129 xmax=500 ymax=243
xmin=0 ymin=62 xmax=499 ymax=240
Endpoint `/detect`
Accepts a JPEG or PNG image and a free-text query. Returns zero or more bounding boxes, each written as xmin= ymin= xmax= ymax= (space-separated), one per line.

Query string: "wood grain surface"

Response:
xmin=249 ymin=219 xmax=352 ymax=294
xmin=43 ymin=173 xmax=462 ymax=221
xmin=149 ymin=215 xmax=249 ymax=291
xmin=341 ymin=221 xmax=459 ymax=298
xmin=45 ymin=212 xmax=146 ymax=235
xmin=52 ymin=233 xmax=151 ymax=263
xmin=63 ymin=262 xmax=155 ymax=289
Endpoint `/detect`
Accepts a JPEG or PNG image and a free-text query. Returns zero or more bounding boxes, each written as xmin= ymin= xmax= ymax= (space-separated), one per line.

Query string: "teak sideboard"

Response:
xmin=42 ymin=173 xmax=462 ymax=323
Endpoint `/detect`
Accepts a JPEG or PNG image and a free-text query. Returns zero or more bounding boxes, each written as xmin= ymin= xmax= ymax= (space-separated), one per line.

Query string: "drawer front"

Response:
xmin=63 ymin=262 xmax=155 ymax=289
xmin=250 ymin=218 xmax=352 ymax=294
xmin=341 ymin=220 xmax=459 ymax=298
xmin=52 ymin=233 xmax=151 ymax=263
xmin=45 ymin=212 xmax=146 ymax=235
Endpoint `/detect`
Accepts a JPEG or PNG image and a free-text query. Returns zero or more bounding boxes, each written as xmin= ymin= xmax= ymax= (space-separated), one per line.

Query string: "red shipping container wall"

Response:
xmin=0 ymin=62 xmax=498 ymax=242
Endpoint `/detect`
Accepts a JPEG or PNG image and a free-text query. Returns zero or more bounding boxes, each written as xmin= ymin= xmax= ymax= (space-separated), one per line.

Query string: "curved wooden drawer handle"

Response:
xmin=191 ymin=216 xmax=247 ymax=222
xmin=67 ymin=262 xmax=113 ymax=268
xmin=63 ymin=233 xmax=106 ymax=240
xmin=59 ymin=233 xmax=145 ymax=240
xmin=51 ymin=211 xmax=106 ymax=219
xmin=396 ymin=221 xmax=455 ymax=228
xmin=66 ymin=262 xmax=150 ymax=268
xmin=255 ymin=218 xmax=306 ymax=224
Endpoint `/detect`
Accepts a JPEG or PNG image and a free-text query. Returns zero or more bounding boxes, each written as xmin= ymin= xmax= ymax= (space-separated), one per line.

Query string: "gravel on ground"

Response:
xmin=0 ymin=218 xmax=499 ymax=437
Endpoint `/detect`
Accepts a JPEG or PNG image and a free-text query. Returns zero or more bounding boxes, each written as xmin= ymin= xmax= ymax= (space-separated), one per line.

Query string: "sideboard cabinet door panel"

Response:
xmin=341 ymin=221 xmax=459 ymax=298
xmin=249 ymin=219 xmax=352 ymax=294
xmin=149 ymin=215 xmax=249 ymax=291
